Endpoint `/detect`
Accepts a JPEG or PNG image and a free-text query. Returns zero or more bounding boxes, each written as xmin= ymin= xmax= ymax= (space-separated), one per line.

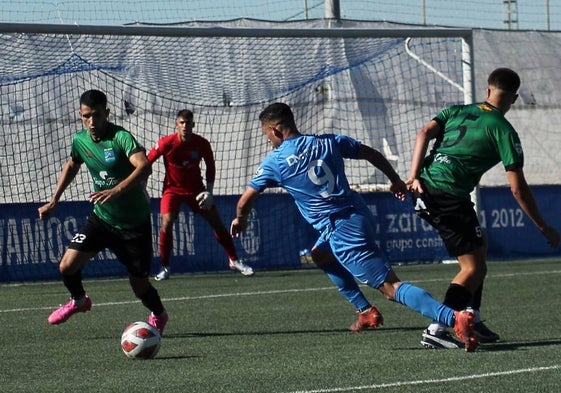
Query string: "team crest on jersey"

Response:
xmin=191 ymin=151 xmax=200 ymax=159
xmin=104 ymin=148 xmax=116 ymax=163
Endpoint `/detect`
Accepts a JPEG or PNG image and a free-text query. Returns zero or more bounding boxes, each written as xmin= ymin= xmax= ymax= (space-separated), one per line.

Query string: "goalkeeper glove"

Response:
xmin=196 ymin=191 xmax=214 ymax=210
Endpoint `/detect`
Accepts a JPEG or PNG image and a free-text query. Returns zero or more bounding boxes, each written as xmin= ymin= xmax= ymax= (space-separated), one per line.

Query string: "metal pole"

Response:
xmin=461 ymin=35 xmax=480 ymax=215
xmin=324 ymin=0 xmax=341 ymax=20
xmin=0 ymin=23 xmax=473 ymax=38
xmin=422 ymin=0 xmax=426 ymax=25
xmin=547 ymin=0 xmax=551 ymax=31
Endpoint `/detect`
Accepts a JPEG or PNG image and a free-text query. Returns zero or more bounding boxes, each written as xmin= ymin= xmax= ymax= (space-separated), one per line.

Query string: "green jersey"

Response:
xmin=420 ymin=102 xmax=523 ymax=199
xmin=71 ymin=123 xmax=150 ymax=229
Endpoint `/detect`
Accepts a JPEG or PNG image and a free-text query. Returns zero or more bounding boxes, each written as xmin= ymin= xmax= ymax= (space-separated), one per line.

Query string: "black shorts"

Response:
xmin=412 ymin=180 xmax=483 ymax=256
xmin=68 ymin=213 xmax=152 ymax=278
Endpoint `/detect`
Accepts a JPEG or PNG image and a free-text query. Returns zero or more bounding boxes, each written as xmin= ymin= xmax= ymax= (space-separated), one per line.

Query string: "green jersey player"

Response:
xmin=407 ymin=67 xmax=560 ymax=349
xmin=420 ymin=101 xmax=522 ymax=199
xmin=39 ymin=90 xmax=168 ymax=335
xmin=71 ymin=122 xmax=151 ymax=228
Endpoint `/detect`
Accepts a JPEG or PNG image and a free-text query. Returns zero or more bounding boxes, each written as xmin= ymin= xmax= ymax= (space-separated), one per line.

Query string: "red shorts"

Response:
xmin=160 ymin=190 xmax=207 ymax=215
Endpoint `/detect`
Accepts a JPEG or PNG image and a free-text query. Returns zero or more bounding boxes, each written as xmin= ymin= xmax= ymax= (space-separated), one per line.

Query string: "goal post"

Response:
xmin=0 ymin=23 xmax=473 ymax=281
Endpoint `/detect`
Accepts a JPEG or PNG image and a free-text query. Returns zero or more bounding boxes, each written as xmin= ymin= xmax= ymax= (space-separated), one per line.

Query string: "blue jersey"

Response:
xmin=250 ymin=128 xmax=457 ymax=325
xmin=249 ymin=134 xmax=367 ymax=232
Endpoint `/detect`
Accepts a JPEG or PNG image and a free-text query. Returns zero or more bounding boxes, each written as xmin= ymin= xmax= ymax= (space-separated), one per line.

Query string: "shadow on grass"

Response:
xmin=477 ymin=338 xmax=561 ymax=351
xmin=398 ymin=337 xmax=561 ymax=352
xmin=165 ymin=325 xmax=425 ymax=339
xmin=156 ymin=354 xmax=203 ymax=360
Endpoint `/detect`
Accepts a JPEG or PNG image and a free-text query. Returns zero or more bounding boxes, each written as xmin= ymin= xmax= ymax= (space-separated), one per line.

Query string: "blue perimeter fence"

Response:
xmin=1 ymin=186 xmax=560 ymax=282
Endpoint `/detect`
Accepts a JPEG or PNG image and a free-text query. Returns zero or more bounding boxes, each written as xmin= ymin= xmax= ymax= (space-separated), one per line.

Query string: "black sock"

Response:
xmin=62 ymin=271 xmax=86 ymax=299
xmin=138 ymin=285 xmax=165 ymax=315
xmin=470 ymin=283 xmax=483 ymax=311
xmin=443 ymin=283 xmax=472 ymax=311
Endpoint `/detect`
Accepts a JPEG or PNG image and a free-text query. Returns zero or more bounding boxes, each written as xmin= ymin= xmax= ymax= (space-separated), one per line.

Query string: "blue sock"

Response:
xmin=318 ymin=261 xmax=371 ymax=311
xmin=394 ymin=282 xmax=454 ymax=326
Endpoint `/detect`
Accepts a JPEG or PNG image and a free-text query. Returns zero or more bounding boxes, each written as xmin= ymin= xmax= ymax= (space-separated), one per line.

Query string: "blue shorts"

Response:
xmin=314 ymin=207 xmax=391 ymax=288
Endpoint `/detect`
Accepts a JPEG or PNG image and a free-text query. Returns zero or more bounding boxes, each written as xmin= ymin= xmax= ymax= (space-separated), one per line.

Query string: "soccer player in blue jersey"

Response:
xmin=230 ymin=102 xmax=478 ymax=351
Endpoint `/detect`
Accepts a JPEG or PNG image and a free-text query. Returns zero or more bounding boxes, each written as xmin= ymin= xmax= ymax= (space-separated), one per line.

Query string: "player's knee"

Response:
xmin=59 ymin=263 xmax=69 ymax=275
xmin=460 ymin=262 xmax=487 ymax=281
xmin=377 ymin=282 xmax=397 ymax=301
xmin=160 ymin=213 xmax=177 ymax=231
xmin=160 ymin=221 xmax=174 ymax=232
xmin=59 ymin=255 xmax=80 ymax=275
xmin=310 ymin=247 xmax=336 ymax=266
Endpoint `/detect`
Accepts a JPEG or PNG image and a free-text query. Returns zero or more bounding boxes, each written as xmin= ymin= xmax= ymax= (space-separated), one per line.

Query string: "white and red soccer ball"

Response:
xmin=120 ymin=321 xmax=161 ymax=359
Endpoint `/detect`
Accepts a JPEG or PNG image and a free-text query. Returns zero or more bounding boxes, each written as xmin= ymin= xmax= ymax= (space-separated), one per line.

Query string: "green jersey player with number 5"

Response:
xmin=407 ymin=67 xmax=560 ymax=349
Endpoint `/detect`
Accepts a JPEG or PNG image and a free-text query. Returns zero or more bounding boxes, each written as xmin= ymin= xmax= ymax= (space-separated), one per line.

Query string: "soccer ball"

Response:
xmin=120 ymin=321 xmax=161 ymax=359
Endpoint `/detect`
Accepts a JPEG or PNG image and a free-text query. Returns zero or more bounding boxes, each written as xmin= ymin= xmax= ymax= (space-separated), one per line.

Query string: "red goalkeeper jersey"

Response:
xmin=147 ymin=133 xmax=215 ymax=195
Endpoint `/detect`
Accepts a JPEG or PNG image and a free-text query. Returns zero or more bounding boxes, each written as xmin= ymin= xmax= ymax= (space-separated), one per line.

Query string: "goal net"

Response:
xmin=0 ymin=24 xmax=471 ymax=280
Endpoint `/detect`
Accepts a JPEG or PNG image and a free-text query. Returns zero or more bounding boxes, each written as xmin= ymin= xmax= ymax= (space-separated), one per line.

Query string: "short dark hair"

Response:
xmin=80 ymin=89 xmax=107 ymax=108
xmin=176 ymin=109 xmax=194 ymax=120
xmin=259 ymin=102 xmax=296 ymax=128
xmin=488 ymin=68 xmax=520 ymax=93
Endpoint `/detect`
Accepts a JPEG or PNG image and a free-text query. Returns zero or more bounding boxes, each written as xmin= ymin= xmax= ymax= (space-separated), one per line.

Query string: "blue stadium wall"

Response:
xmin=1 ymin=186 xmax=560 ymax=282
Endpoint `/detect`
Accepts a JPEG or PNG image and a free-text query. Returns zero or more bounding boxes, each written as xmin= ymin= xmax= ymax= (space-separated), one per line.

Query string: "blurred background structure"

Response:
xmin=2 ymin=0 xmax=561 ymax=281
xmin=1 ymin=0 xmax=560 ymax=30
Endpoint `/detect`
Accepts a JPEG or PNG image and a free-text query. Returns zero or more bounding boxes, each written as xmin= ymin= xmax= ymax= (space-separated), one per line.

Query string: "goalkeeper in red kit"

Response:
xmin=147 ymin=109 xmax=254 ymax=280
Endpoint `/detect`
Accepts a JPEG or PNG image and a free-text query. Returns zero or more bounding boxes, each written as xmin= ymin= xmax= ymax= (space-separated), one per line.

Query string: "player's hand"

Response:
xmin=196 ymin=191 xmax=214 ymax=210
xmin=390 ymin=179 xmax=408 ymax=201
xmin=541 ymin=225 xmax=561 ymax=248
xmin=230 ymin=216 xmax=248 ymax=238
xmin=406 ymin=178 xmax=424 ymax=194
xmin=38 ymin=202 xmax=55 ymax=220
xmin=89 ymin=188 xmax=121 ymax=205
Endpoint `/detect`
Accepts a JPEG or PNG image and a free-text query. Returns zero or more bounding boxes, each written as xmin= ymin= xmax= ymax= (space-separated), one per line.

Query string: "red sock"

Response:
xmin=159 ymin=229 xmax=173 ymax=267
xmin=214 ymin=229 xmax=238 ymax=261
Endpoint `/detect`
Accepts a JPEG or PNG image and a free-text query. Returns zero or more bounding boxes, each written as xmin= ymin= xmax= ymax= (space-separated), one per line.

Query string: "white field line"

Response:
xmin=285 ymin=365 xmax=561 ymax=393
xmin=3 ymin=268 xmax=560 ymax=392
xmin=0 ymin=287 xmax=334 ymax=313
xmin=2 ymin=268 xmax=561 ymax=314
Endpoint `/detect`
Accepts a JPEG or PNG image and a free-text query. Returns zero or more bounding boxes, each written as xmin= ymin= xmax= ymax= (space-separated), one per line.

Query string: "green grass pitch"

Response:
xmin=1 ymin=259 xmax=561 ymax=393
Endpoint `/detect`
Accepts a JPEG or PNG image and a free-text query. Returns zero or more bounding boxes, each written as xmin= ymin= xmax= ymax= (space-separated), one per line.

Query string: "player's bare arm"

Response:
xmin=358 ymin=144 xmax=407 ymax=201
xmin=230 ymin=187 xmax=260 ymax=237
xmin=38 ymin=158 xmax=82 ymax=220
xmin=203 ymin=146 xmax=216 ymax=190
xmin=506 ymin=169 xmax=560 ymax=248
xmin=406 ymin=119 xmax=441 ymax=193
xmin=89 ymin=151 xmax=152 ymax=205
xmin=197 ymin=149 xmax=216 ymax=210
